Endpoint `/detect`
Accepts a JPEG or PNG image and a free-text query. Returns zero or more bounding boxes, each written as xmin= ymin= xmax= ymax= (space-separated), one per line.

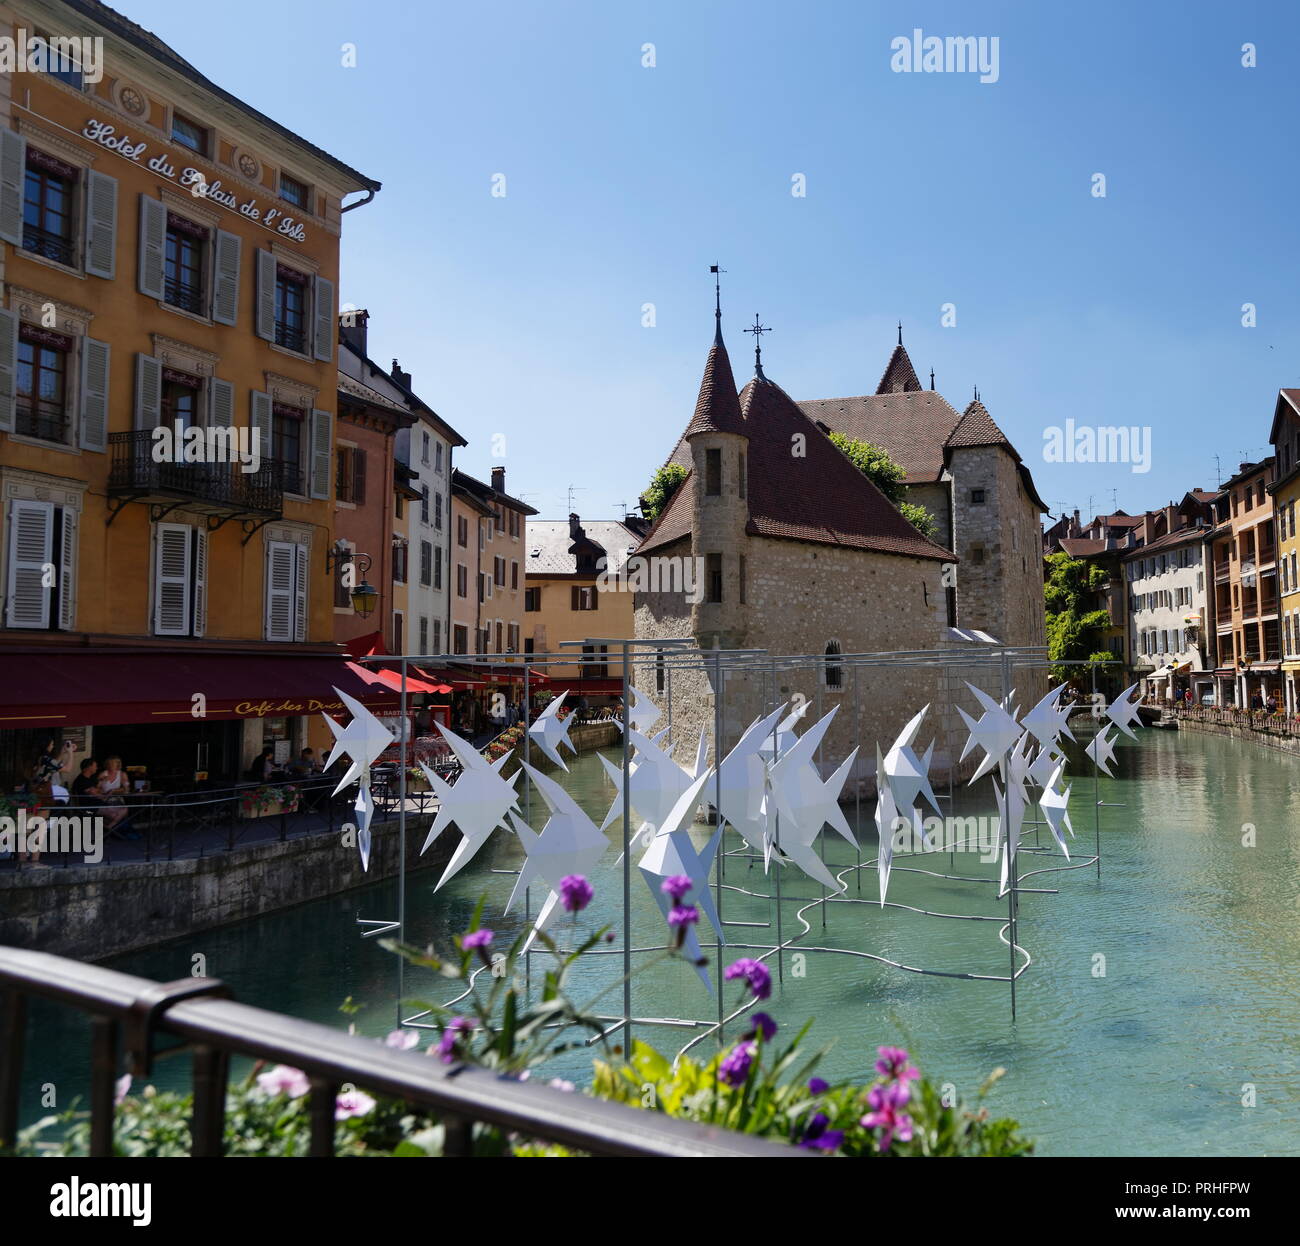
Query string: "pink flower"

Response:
xmin=256 ymin=1064 xmax=311 ymax=1099
xmin=384 ymin=1029 xmax=419 ymax=1050
xmin=114 ymin=1074 xmax=132 ymax=1105
xmin=335 ymin=1088 xmax=376 ymax=1120
xmin=861 ymin=1080 xmax=914 ymax=1151
xmin=874 ymin=1045 xmax=920 ymax=1083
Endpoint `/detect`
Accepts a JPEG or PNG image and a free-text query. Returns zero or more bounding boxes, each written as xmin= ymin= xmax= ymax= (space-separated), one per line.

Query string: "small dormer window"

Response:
xmin=970 ymin=488 xmax=986 ymax=505
xmin=171 ymin=111 xmax=209 ymax=156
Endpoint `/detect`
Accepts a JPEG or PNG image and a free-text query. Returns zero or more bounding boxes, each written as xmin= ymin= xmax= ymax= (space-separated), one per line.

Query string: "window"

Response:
xmin=22 ymin=150 xmax=76 ymax=265
xmin=494 ymin=556 xmax=506 ymax=586
xmin=274 ymin=265 xmax=308 ymax=352
xmin=272 ymin=404 xmax=304 ymax=494
xmin=265 ymin=540 xmax=308 ymax=642
xmin=435 ymin=492 xmax=443 ymax=530
xmin=153 ymin=523 xmax=207 ymax=636
xmin=453 ymin=625 xmax=468 ymax=655
xmin=706 ymin=448 xmax=722 ymax=496
xmin=970 ymin=489 xmax=986 ymax=505
xmin=393 ymin=612 xmax=403 ymax=654
xmin=824 ymin=641 xmax=843 ymax=690
xmin=336 ymin=447 xmax=367 ymax=504
xmin=171 ymin=112 xmax=209 ymax=156
xmin=524 ymin=637 xmax=534 ymax=654
xmin=509 ymin=510 xmax=520 ymax=539
xmin=392 ymin=542 xmax=407 ymax=585
xmin=421 ymin=486 xmax=430 ymax=526
xmin=457 ymin=564 xmax=468 ymax=597
xmin=706 ymin=552 xmax=723 ymax=603
xmin=420 ymin=540 xmax=433 ymax=587
xmin=582 ymin=644 xmax=608 ymax=678
xmin=164 ymin=214 xmax=207 ymax=314
xmin=739 ymin=452 xmax=747 ymax=499
xmin=419 ymin=617 xmax=429 ymax=653
xmin=525 ymin=587 xmax=541 ymax=612
xmin=971 ymin=544 xmax=986 ymax=565
xmin=571 ymin=585 xmax=597 ymax=611
xmin=32 ymin=33 xmax=85 ymax=89
xmin=435 ymin=442 xmax=444 ymax=472
xmin=421 ymin=432 xmax=430 ymax=465
xmin=508 ymin=623 xmax=519 ymax=653
xmin=15 ymin=326 xmax=70 ymax=443
xmin=433 ymin=548 xmax=442 ymax=590
xmin=457 ymin=515 xmax=468 ymax=547
xmin=433 ymin=620 xmax=442 ymax=654
xmin=279 ymin=172 xmax=309 ymax=209
xmin=4 ymin=499 xmax=76 ymax=630
xmin=655 ymin=648 xmax=665 ymax=694
xmin=511 ymin=560 xmax=519 ymax=590
xmin=495 ymin=621 xmax=504 ymax=652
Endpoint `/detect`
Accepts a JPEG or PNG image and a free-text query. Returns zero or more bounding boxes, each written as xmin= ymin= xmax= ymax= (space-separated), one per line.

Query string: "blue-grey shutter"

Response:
xmin=137 ymin=194 xmax=166 ymax=299
xmin=313 ymin=275 xmax=334 ymax=361
xmin=134 ymin=353 xmax=162 ymax=430
xmin=250 ymin=390 xmax=272 ymax=470
xmin=0 ymin=128 xmax=24 ymax=246
xmin=212 ymin=229 xmax=241 ymax=325
xmin=208 ymin=377 xmax=234 ymax=429
xmin=0 ymin=307 xmax=17 ymax=433
xmin=79 ymin=338 xmax=111 ymax=451
xmin=309 ymin=408 xmax=332 ymax=499
xmin=255 ymin=249 xmax=276 ymax=341
xmin=84 ymin=170 xmax=118 ymax=279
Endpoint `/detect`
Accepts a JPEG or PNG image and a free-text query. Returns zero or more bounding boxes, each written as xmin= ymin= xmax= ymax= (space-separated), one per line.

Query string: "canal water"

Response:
xmin=16 ymin=725 xmax=1300 ymax=1156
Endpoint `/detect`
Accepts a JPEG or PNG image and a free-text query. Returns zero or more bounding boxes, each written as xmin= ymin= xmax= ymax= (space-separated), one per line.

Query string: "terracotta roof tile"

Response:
xmin=797 ymin=390 xmax=962 ymax=481
xmin=875 ymin=342 xmax=924 ymax=394
xmin=683 ymin=335 xmax=745 ymax=438
xmin=946 ymin=399 xmax=1015 ymax=455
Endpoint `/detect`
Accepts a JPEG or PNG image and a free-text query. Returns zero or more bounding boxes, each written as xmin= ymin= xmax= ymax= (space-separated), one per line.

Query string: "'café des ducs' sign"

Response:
xmin=82 ymin=117 xmax=308 ymax=243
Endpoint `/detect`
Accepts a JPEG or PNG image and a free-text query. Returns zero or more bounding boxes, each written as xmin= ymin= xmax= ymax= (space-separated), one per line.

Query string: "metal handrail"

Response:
xmin=0 ymin=947 xmax=796 ymax=1158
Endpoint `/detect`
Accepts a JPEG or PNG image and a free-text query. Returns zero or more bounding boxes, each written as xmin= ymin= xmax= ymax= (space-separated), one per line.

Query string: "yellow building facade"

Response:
xmin=0 ymin=0 xmax=384 ymax=787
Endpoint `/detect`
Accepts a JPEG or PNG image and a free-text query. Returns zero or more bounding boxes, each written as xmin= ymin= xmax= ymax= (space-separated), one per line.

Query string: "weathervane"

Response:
xmin=745 ymin=313 xmax=771 ymax=379
xmin=710 ymin=264 xmax=726 ymax=342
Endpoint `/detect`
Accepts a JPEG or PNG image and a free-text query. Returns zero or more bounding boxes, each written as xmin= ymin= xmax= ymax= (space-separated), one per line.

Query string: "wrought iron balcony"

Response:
xmin=14 ymin=402 xmax=70 ymax=444
xmin=108 ymin=430 xmax=286 ymax=520
xmin=22 ymin=223 xmax=76 ymax=266
xmin=163 ymin=277 xmax=206 ymax=316
xmin=275 ymin=321 xmax=306 ymax=353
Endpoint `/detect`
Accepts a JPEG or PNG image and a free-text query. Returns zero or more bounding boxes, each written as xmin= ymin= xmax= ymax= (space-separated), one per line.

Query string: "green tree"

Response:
xmin=640 ymin=463 xmax=688 ymax=522
xmin=1043 ymin=552 xmax=1114 ymax=684
xmin=827 ymin=432 xmax=939 ymax=541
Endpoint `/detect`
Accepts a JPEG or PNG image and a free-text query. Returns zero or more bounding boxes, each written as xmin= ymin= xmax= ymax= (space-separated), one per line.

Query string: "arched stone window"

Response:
xmin=824 ymin=640 xmax=843 ymax=690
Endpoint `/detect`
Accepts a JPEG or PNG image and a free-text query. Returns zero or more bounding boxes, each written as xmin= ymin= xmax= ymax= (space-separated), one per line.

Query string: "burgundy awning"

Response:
xmin=0 ymin=652 xmax=401 ymax=728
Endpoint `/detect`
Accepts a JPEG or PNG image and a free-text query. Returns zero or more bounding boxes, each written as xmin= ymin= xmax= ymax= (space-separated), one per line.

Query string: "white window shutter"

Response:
xmin=255 ymin=249 xmax=276 ymax=341
xmin=134 ymin=353 xmax=162 ymax=429
xmin=58 ymin=509 xmax=78 ymax=631
xmin=208 ymin=377 xmax=234 ymax=429
xmin=313 ymin=275 xmax=334 ymax=361
xmin=154 ymin=523 xmax=192 ymax=635
xmin=5 ymin=499 xmax=53 ymax=628
xmin=193 ymin=527 xmax=208 ymax=637
xmin=265 ymin=541 xmax=294 ymax=641
xmin=212 ymin=229 xmax=241 ymax=325
xmin=0 ymin=306 xmax=17 ymax=433
xmin=250 ymin=390 xmax=272 ymax=466
xmin=137 ymin=194 xmax=166 ymax=299
xmin=84 ymin=170 xmax=118 ymax=279
xmin=79 ymin=338 xmax=111 ymax=451
xmin=293 ymin=543 xmax=308 ymax=641
xmin=309 ymin=408 xmax=332 ymax=499
xmin=0 ymin=127 xmax=24 ymax=246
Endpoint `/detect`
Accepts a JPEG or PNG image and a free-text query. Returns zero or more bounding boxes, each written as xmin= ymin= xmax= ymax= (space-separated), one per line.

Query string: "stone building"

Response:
xmin=632 ymin=319 xmax=1027 ymax=789
xmin=1268 ymin=391 xmax=1300 ymax=715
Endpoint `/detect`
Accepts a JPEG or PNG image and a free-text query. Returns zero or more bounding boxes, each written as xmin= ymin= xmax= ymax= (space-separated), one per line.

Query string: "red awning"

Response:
xmin=0 ymin=651 xmax=402 ymax=728
xmin=345 ymin=631 xmax=387 ymax=659
xmin=362 ymin=667 xmax=452 ymax=696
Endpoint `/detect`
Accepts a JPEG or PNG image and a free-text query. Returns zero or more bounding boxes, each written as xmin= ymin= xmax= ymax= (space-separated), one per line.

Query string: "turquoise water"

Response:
xmin=16 ymin=725 xmax=1300 ymax=1156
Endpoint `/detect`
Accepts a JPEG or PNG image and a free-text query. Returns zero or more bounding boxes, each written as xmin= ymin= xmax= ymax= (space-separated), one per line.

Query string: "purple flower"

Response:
xmin=461 ymin=929 xmax=493 ymax=950
xmin=256 ymin=1065 xmax=311 ymax=1099
xmin=874 ymin=1045 xmax=920 ymax=1083
xmin=559 ymin=874 xmax=594 ymax=913
xmin=744 ymin=1012 xmax=777 ymax=1042
xmin=335 ymin=1088 xmax=376 ymax=1121
xmin=434 ymin=1016 xmax=475 ymax=1065
xmin=668 ymin=904 xmax=699 ymax=928
xmin=661 ymin=875 xmax=693 ymax=902
xmin=799 ymin=1111 xmax=845 ymax=1152
xmin=724 ymin=957 xmax=772 ymax=1001
xmin=718 ymin=1040 xmax=757 ymax=1088
xmin=861 ymin=1080 xmax=914 ymax=1151
xmin=807 ymin=1077 xmax=829 ymax=1095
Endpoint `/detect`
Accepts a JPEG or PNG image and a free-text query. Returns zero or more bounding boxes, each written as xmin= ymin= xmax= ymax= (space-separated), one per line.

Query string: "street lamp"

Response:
xmin=326 ymin=543 xmax=380 ymax=618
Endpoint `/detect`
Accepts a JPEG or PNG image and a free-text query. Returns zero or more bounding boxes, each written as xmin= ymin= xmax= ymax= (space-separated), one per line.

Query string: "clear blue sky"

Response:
xmin=124 ymin=0 xmax=1299 ymax=522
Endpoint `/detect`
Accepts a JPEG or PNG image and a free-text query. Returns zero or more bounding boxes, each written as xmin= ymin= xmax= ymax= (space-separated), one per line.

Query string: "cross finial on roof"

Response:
xmin=710 ymin=264 xmax=726 ymax=344
xmin=745 ymin=314 xmax=771 ymax=379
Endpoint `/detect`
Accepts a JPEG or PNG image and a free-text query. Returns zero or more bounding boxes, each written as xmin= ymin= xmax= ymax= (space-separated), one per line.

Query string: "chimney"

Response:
xmin=1071 ymin=508 xmax=1081 ymax=536
xmin=391 ymin=358 xmax=411 ymax=389
xmin=338 ymin=308 xmax=369 ymax=357
xmin=568 ymin=512 xmax=582 ymax=539
xmin=491 ymin=466 xmax=505 ymax=494
xmin=623 ymin=513 xmax=649 ymax=538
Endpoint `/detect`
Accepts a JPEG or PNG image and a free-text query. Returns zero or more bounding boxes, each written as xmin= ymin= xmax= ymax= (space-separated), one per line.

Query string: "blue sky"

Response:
xmin=125 ymin=0 xmax=1300 ymax=521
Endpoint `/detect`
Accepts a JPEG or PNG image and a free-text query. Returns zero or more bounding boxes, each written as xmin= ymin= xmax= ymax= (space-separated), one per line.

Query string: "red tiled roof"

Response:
xmin=797 ymin=390 xmax=962 ymax=481
xmin=1056 ymin=538 xmax=1107 ymax=557
xmin=947 ymin=400 xmax=1015 ymax=455
xmin=684 ymin=334 xmax=745 ymax=438
xmin=875 ymin=342 xmax=923 ymax=394
xmin=1121 ymin=525 xmax=1207 ymax=558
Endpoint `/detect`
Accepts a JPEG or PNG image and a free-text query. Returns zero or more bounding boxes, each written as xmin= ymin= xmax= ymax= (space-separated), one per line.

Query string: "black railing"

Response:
xmin=22 ymin=223 xmax=76 ymax=266
xmin=108 ymin=430 xmax=285 ymax=515
xmin=0 ymin=948 xmax=793 ymax=1157
xmin=275 ymin=321 xmax=306 ymax=353
xmin=163 ymin=277 xmax=206 ymax=315
xmin=14 ymin=402 xmax=69 ymax=444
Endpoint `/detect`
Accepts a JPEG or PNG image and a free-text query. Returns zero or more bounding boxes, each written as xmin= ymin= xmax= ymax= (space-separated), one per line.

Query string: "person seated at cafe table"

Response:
xmin=287 ymin=747 xmax=321 ymax=778
xmin=94 ymin=756 xmax=134 ymax=834
xmin=246 ymin=746 xmax=287 ymax=783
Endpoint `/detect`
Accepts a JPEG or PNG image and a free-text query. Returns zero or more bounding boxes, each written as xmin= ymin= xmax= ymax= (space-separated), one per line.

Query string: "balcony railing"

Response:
xmin=14 ymin=402 xmax=70 ymax=444
xmin=1213 ymin=563 xmax=1231 ymax=583
xmin=274 ymin=321 xmax=306 ymax=353
xmin=0 ymin=947 xmax=795 ymax=1157
xmin=108 ymin=430 xmax=286 ymax=516
xmin=163 ymin=277 xmax=206 ymax=315
xmin=22 ymin=223 xmax=76 ymax=266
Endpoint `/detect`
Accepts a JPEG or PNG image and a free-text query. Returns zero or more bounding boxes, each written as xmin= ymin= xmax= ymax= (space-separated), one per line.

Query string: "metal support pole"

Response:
xmin=853 ymin=664 xmax=861 ymax=895
xmin=523 ymin=661 xmax=531 ymax=994
xmin=713 ymin=648 xmax=725 ymax=1043
xmin=620 ymin=640 xmax=632 ymax=1049
xmin=1091 ymin=660 xmax=1102 ymax=880
xmin=999 ymin=649 xmax=1016 ymax=1023
xmin=398 ymin=655 xmax=408 ymax=1030
xmin=770 ymin=658 xmax=784 ymax=985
